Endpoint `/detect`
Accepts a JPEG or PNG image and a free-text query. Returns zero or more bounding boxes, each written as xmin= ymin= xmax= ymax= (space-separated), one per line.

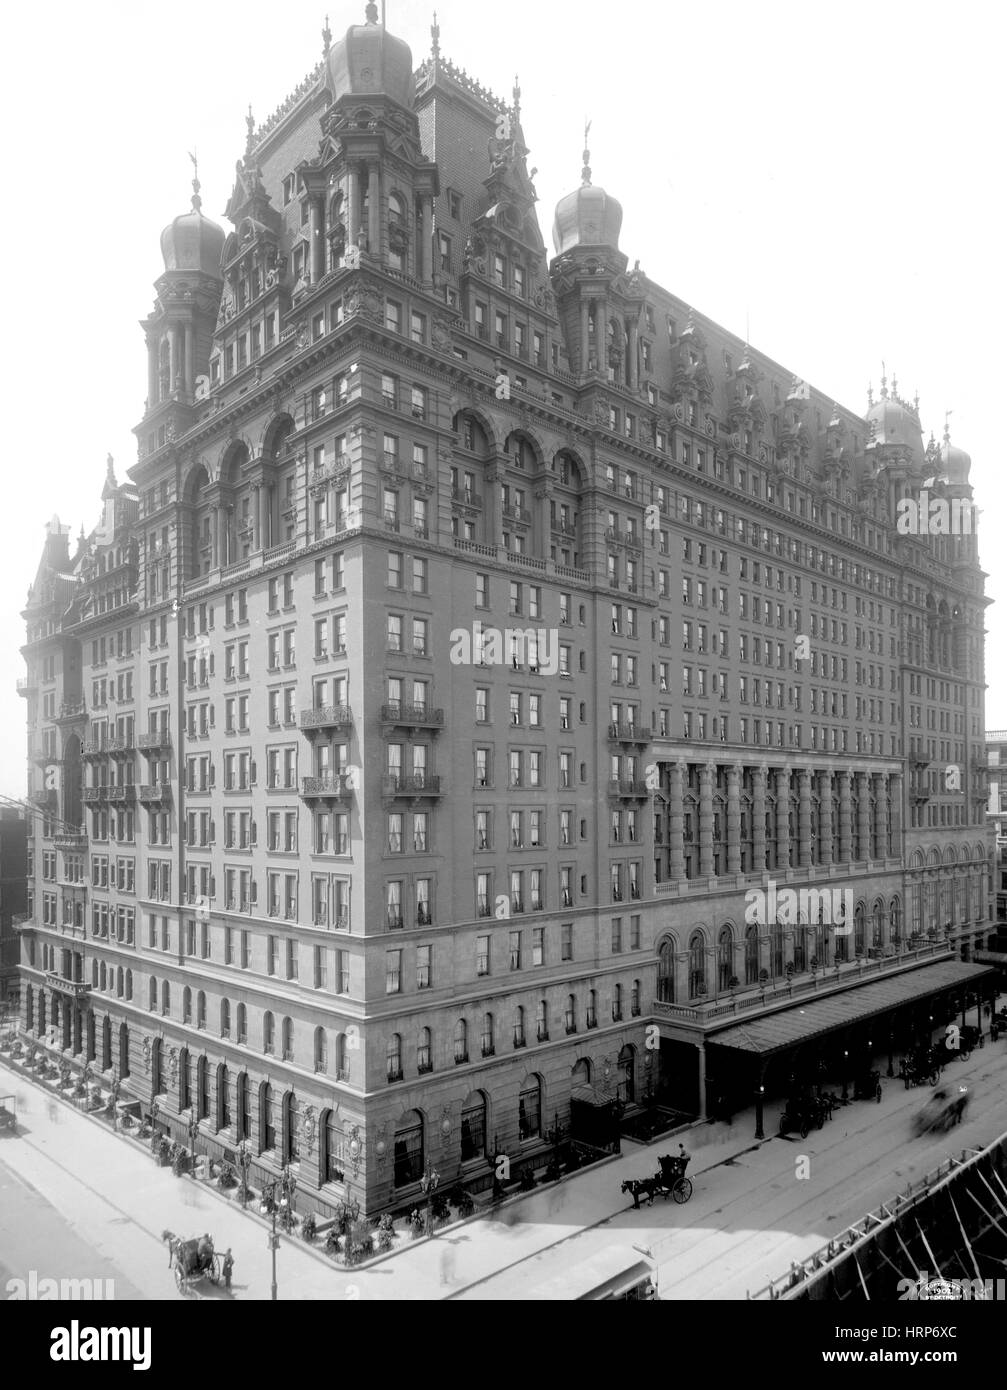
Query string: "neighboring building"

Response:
xmin=982 ymin=730 xmax=1007 ymax=975
xmin=0 ymin=806 xmax=28 ymax=1016
xmin=15 ymin=6 xmax=996 ymax=1212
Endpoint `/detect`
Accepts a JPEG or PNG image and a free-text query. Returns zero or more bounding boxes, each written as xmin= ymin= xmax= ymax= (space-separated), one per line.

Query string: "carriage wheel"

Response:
xmin=673 ymin=1178 xmax=692 ymax=1204
xmin=816 ymin=1112 xmax=825 ymax=1130
xmin=960 ymin=1047 xmax=971 ymax=1062
xmin=207 ymin=1254 xmax=221 ymax=1285
xmin=173 ymin=1263 xmax=185 ymax=1294
xmin=928 ymin=1068 xmax=941 ymax=1087
xmin=875 ymin=1083 xmax=882 ymax=1103
xmin=800 ymin=1122 xmax=810 ymax=1139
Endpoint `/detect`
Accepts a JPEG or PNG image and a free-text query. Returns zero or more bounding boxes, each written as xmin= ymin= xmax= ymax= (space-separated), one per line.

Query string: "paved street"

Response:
xmin=3 ymin=1040 xmax=1006 ymax=1301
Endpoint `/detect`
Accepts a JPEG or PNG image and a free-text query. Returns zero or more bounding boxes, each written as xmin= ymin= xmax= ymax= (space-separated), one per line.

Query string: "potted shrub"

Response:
xmin=728 ymin=975 xmax=740 ymax=991
xmin=758 ymin=968 xmax=769 ymax=986
xmin=346 ymin=1219 xmax=373 ymax=1264
xmin=156 ymin=1135 xmax=172 ymax=1167
xmin=407 ymin=1208 xmax=425 ymax=1239
xmin=301 ymin=1211 xmax=317 ymax=1243
xmin=324 ymin=1228 xmax=342 ymax=1258
xmin=375 ymin=1214 xmax=396 ymax=1252
xmin=430 ymin=1191 xmax=451 ymax=1224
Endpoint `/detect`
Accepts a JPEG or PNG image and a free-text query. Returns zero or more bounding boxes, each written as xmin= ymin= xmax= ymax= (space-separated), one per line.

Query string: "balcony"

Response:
xmin=139 ymin=784 xmax=172 ymax=805
xmin=54 ymin=832 xmax=88 ymax=852
xmin=451 ymin=484 xmax=482 ymax=509
xmin=608 ymin=722 xmax=650 ymax=745
xmin=137 ymin=731 xmax=172 ymax=752
xmin=308 ymin=455 xmax=350 ymax=491
xmin=107 ymin=785 xmax=136 ymax=804
xmin=81 ymin=739 xmax=107 ymax=758
xmin=45 ymin=971 xmax=89 ymax=1001
xmin=417 ymin=1061 xmax=433 ymax=1075
xmin=301 ymin=774 xmax=353 ymax=802
xmin=387 ymin=1068 xmax=404 ymax=1084
xmin=502 ymin=504 xmax=531 ymax=526
xmin=552 ymin=519 xmax=577 ymax=537
xmin=81 ymin=786 xmax=108 ymax=803
xmin=106 ymin=737 xmax=135 ymax=755
xmin=383 ymin=773 xmax=441 ymax=798
xmin=16 ymin=677 xmax=35 ymax=698
xmin=380 ymin=702 xmax=444 ymax=731
xmin=608 ymin=777 xmax=650 ymax=798
xmin=300 ymin=705 xmax=353 ymax=732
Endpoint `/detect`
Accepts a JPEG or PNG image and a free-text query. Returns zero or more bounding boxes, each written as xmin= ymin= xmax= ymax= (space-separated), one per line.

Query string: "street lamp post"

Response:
xmin=419 ymin=1159 xmax=440 ymax=1236
xmin=268 ymin=1205 xmax=279 ymax=1302
xmin=150 ymin=1098 xmax=160 ymax=1154
xmin=188 ymin=1114 xmax=199 ymax=1171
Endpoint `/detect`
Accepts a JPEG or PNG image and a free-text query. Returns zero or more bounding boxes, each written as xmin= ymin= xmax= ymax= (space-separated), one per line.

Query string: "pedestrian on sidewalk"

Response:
xmin=222 ymin=1249 xmax=234 ymax=1292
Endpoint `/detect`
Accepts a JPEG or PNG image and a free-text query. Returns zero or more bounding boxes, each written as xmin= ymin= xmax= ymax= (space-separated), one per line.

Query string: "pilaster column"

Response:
xmin=580 ymin=300 xmax=590 ymax=374
xmin=838 ymin=770 xmax=852 ymax=863
xmin=798 ymin=768 xmax=813 ymax=868
xmin=367 ymin=163 xmax=380 ymax=255
xmin=259 ymin=484 xmax=270 ymax=552
xmin=857 ymin=772 xmax=871 ymax=861
xmin=668 ymin=761 xmax=685 ymax=881
xmin=872 ymin=774 xmax=887 ymax=860
xmin=183 ymin=323 xmax=194 ymax=397
xmin=251 ymin=485 xmax=261 ymax=552
xmin=627 ymin=315 xmax=639 ymax=389
xmin=775 ymin=768 xmax=790 ymax=869
xmin=420 ymin=195 xmax=433 ymax=282
xmin=889 ymin=771 xmax=903 ymax=850
xmin=213 ymin=506 xmax=224 ymax=570
xmin=699 ymin=763 xmax=715 ymax=878
xmin=146 ymin=338 xmax=158 ymax=409
xmin=752 ymin=764 xmax=767 ymax=872
xmin=727 ymin=763 xmax=742 ymax=875
xmin=346 ymin=165 xmax=359 ymax=247
xmin=309 ymin=198 xmax=325 ymax=282
xmin=168 ymin=327 xmax=179 ymax=393
xmin=818 ymin=770 xmax=834 ymax=865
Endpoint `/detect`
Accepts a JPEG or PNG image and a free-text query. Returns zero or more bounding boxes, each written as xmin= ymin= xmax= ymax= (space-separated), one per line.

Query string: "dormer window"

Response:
xmin=282 ymin=175 xmax=296 ymax=206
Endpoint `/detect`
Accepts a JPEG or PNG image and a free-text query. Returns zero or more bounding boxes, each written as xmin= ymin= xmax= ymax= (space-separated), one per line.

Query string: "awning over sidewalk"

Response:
xmin=708 ymin=960 xmax=998 ymax=1058
xmin=571 ymin=1084 xmax=617 ymax=1108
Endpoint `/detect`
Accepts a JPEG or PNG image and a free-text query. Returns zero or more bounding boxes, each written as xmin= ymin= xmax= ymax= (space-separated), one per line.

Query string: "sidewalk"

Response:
xmin=0 ymin=1055 xmax=757 ymax=1300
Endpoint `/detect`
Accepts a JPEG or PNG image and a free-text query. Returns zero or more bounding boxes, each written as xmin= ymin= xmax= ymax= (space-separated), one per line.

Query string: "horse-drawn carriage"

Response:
xmin=851 ymin=1069 xmax=883 ymax=1103
xmin=943 ymin=1024 xmax=982 ymax=1061
xmin=990 ymin=1007 xmax=1007 ymax=1043
xmin=779 ymin=1093 xmax=827 ymax=1138
xmin=163 ymin=1231 xmax=221 ymax=1295
xmin=900 ymin=1048 xmax=942 ymax=1089
xmin=0 ymin=1095 xmax=16 ymax=1135
xmin=621 ymin=1151 xmax=693 ymax=1208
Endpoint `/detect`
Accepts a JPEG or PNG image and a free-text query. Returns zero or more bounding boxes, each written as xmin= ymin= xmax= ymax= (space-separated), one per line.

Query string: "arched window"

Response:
xmin=314 ymin=1026 xmax=327 ymax=1073
xmin=587 ymin=989 xmax=598 ymax=1028
xmin=282 ymin=1017 xmax=293 ymax=1061
xmin=99 ymin=963 xmax=107 ymax=991
xmin=217 ymin=1063 xmax=230 ymax=1131
xmin=618 ymin=1044 xmax=636 ymax=1103
xmin=872 ymin=900 xmax=885 ymax=949
xmin=116 ymin=966 xmax=123 ymax=998
xmin=514 ymin=1005 xmax=526 ymax=1047
xmin=460 ymin=1091 xmax=487 ymax=1161
xmin=480 ymin=1013 xmax=494 ymax=1057
xmin=125 ymin=969 xmax=133 ymax=1001
xmin=564 ymin=993 xmax=577 ymax=1034
xmin=236 ymin=1071 xmax=249 ymax=1141
xmin=631 ymin=979 xmax=641 ymax=1016
xmin=454 ymin=1018 xmax=468 ymax=1064
xmin=261 ymin=1082 xmax=275 ymax=1151
xmin=745 ymin=925 xmax=759 ymax=984
xmin=220 ymin=999 xmax=230 ymax=1038
xmin=387 ymin=191 xmax=408 ymax=272
xmin=657 ymin=939 xmax=675 ymax=1002
xmin=853 ymin=902 xmax=866 ymax=956
xmin=321 ymin=1108 xmax=344 ymax=1183
xmin=387 ymin=1033 xmax=402 ymax=1081
xmin=688 ymin=931 xmax=706 ymax=999
xmin=196 ymin=1055 xmax=208 ymax=1120
xmin=161 ymin=980 xmax=170 ymax=1016
xmin=263 ymin=1011 xmax=274 ymax=1055
xmin=236 ymin=1003 xmax=246 ymax=1043
xmin=612 ymin=982 xmax=623 ymax=1021
xmin=284 ymin=1090 xmax=298 ymax=1164
xmin=179 ymin=1048 xmax=190 ymax=1112
xmin=718 ymin=926 xmax=734 ymax=990
xmin=393 ymin=1110 xmax=424 ymax=1187
xmin=416 ymin=1027 xmax=431 ymax=1074
xmin=518 ymin=1075 xmax=542 ymax=1140
xmin=183 ymin=987 xmax=192 ymax=1023
xmin=196 ymin=991 xmax=206 ymax=1029
xmin=572 ymin=1057 xmax=591 ymax=1085
xmin=148 ymin=976 xmax=157 ymax=1011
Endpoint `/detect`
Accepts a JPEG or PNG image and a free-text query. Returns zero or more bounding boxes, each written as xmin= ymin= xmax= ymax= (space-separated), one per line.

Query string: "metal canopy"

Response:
xmin=708 ymin=960 xmax=997 ymax=1058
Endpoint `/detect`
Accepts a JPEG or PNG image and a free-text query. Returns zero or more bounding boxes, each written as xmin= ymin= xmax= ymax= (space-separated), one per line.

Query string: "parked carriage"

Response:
xmin=851 ymin=1069 xmax=883 ymax=1102
xmin=779 ymin=1094 xmax=827 ymax=1139
xmin=900 ymin=1049 xmax=942 ymax=1089
xmin=0 ymin=1095 xmax=16 ymax=1135
xmin=163 ymin=1231 xmax=221 ymax=1295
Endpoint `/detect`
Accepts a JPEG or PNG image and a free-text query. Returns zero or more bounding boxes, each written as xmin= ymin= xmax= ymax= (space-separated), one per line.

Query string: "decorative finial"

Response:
xmin=867 ymin=382 xmax=874 ymax=408
xmin=581 ymin=118 xmax=592 ymax=187
xmin=245 ymin=105 xmax=255 ymax=158
xmin=891 ymin=370 xmax=898 ymax=400
xmin=913 ymin=388 xmax=919 ymax=412
xmin=365 ymin=1 xmax=378 ymax=22
xmin=879 ymin=362 xmax=887 ymax=399
xmin=943 ymin=409 xmax=952 ymax=445
xmin=322 ymin=13 xmax=332 ymax=55
xmin=513 ymin=74 xmax=521 ymax=123
xmin=188 ymin=150 xmax=201 ymax=211
xmin=431 ymin=10 xmax=440 ymax=59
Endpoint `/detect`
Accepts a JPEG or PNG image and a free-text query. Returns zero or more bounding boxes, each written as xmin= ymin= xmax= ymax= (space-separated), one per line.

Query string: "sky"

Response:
xmin=1 ymin=0 xmax=1004 ymax=796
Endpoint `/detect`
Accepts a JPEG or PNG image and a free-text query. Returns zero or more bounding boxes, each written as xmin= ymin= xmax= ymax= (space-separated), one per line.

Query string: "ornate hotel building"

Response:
xmin=16 ymin=6 xmax=994 ymax=1212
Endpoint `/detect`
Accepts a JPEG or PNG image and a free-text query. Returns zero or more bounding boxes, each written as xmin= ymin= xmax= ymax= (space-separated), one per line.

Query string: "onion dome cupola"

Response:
xmin=326 ymin=2 xmax=414 ymax=107
xmin=159 ymin=170 xmax=225 ymax=278
xmin=864 ymin=367 xmax=925 ymax=470
xmin=552 ymin=130 xmax=623 ymax=255
xmin=940 ymin=420 xmax=972 ymax=489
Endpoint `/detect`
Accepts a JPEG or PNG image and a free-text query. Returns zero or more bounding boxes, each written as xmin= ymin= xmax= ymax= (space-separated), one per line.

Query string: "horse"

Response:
xmin=621 ymin=1177 xmax=659 ymax=1209
xmin=162 ymin=1230 xmax=181 ymax=1269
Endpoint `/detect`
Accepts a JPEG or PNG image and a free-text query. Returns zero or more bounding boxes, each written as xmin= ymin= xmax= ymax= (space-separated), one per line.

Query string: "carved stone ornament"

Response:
xmin=168 ymin=1047 xmax=178 ymax=1085
xmin=142 ymin=1035 xmax=152 ymax=1073
xmin=300 ymin=1105 xmax=317 ymax=1150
